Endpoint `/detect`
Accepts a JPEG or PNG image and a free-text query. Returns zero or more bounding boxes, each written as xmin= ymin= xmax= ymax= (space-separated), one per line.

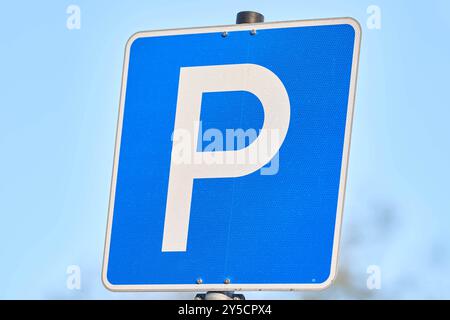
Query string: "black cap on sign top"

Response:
xmin=236 ymin=11 xmax=264 ymax=24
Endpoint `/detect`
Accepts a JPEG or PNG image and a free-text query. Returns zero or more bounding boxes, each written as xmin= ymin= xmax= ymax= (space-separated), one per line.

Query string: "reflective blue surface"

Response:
xmin=107 ymin=23 xmax=356 ymax=285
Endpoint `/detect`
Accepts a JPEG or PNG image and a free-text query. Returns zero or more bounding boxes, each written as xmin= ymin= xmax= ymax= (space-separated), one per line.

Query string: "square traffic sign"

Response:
xmin=103 ymin=18 xmax=361 ymax=291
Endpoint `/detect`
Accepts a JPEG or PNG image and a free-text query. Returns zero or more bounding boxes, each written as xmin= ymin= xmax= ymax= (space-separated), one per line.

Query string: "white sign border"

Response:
xmin=102 ymin=17 xmax=362 ymax=292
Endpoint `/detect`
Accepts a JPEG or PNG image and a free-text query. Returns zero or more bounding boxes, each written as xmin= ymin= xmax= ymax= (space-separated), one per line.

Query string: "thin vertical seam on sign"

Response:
xmin=223 ymin=31 xmax=253 ymax=279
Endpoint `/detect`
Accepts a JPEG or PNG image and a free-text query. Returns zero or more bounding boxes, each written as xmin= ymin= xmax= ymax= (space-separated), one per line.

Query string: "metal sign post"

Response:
xmin=236 ymin=11 xmax=264 ymax=24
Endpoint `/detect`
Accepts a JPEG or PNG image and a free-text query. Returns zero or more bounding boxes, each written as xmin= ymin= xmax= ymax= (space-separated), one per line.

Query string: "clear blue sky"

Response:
xmin=0 ymin=0 xmax=449 ymax=299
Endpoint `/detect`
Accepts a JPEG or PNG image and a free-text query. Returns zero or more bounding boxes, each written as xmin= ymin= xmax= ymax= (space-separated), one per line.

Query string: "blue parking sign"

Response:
xmin=103 ymin=18 xmax=361 ymax=291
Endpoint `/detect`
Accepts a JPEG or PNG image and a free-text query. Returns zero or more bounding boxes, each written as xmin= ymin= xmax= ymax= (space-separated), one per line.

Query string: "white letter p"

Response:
xmin=162 ymin=64 xmax=290 ymax=252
